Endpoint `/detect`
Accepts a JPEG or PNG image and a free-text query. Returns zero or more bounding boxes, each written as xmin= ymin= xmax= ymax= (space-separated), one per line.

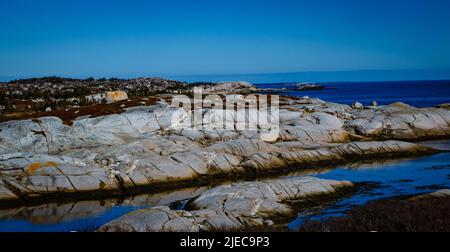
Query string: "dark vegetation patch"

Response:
xmin=0 ymin=76 xmax=187 ymax=123
xmin=0 ymin=96 xmax=160 ymax=125
xmin=189 ymin=81 xmax=216 ymax=87
xmin=299 ymin=195 xmax=450 ymax=232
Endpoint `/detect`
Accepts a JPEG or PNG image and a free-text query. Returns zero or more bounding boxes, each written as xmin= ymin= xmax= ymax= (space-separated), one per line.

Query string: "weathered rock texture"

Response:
xmin=346 ymin=102 xmax=450 ymax=140
xmin=0 ymin=96 xmax=447 ymax=203
xmin=98 ymin=176 xmax=353 ymax=232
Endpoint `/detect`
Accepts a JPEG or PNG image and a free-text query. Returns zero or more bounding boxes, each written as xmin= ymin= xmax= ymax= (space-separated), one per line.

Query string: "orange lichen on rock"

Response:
xmin=26 ymin=161 xmax=58 ymax=175
xmin=45 ymin=161 xmax=58 ymax=167
xmin=106 ymin=91 xmax=128 ymax=103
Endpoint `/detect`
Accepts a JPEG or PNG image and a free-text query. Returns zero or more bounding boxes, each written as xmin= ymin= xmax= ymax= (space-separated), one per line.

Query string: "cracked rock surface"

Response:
xmin=0 ymin=97 xmax=447 ymax=202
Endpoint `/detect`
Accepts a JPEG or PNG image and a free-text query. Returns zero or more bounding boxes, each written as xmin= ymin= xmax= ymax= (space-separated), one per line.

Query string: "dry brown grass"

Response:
xmin=299 ymin=195 xmax=450 ymax=232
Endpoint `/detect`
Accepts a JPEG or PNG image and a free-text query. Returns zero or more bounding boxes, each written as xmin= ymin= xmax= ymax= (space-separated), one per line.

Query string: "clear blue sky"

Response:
xmin=1 ymin=0 xmax=450 ymax=80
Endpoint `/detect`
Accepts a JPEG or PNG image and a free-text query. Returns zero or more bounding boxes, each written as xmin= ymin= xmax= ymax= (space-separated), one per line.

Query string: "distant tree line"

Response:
xmin=9 ymin=76 xmax=125 ymax=84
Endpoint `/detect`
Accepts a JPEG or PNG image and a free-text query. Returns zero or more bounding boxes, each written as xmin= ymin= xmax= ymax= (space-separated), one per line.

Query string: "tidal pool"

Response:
xmin=287 ymin=140 xmax=450 ymax=230
xmin=0 ymin=141 xmax=449 ymax=232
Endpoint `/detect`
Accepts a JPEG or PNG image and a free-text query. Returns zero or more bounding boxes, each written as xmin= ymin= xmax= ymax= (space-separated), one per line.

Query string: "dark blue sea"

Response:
xmin=254 ymin=80 xmax=450 ymax=108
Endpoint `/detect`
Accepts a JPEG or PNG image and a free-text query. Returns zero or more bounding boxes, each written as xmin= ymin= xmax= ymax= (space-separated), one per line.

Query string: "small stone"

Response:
xmin=352 ymin=101 xmax=363 ymax=109
xmin=264 ymin=220 xmax=274 ymax=226
xmin=45 ymin=107 xmax=52 ymax=112
xmin=371 ymin=101 xmax=378 ymax=107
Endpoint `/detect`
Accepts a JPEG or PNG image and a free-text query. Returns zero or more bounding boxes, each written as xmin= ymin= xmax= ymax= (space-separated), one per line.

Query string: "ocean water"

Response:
xmin=254 ymin=80 xmax=450 ymax=108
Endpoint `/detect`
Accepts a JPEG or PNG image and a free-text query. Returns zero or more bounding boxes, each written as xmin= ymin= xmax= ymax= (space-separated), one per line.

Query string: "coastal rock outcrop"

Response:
xmin=346 ymin=103 xmax=450 ymax=140
xmin=0 ymin=96 xmax=448 ymax=203
xmin=98 ymin=176 xmax=353 ymax=232
xmin=296 ymin=83 xmax=325 ymax=91
xmin=0 ymin=138 xmax=434 ymax=203
xmin=203 ymin=81 xmax=257 ymax=94
xmin=240 ymin=140 xmax=434 ymax=171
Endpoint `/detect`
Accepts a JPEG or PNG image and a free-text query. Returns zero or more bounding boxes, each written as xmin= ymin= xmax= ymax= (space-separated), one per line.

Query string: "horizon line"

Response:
xmin=2 ymin=68 xmax=450 ymax=83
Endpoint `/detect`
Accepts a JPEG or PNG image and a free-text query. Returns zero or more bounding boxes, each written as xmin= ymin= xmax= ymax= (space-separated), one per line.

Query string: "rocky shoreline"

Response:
xmin=1 ymin=82 xmax=450 ymax=230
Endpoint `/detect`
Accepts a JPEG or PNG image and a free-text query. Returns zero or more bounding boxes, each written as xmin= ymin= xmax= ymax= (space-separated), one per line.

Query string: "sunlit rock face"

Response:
xmin=0 ymin=95 xmax=448 ymax=202
xmin=97 ymin=176 xmax=354 ymax=232
xmin=85 ymin=90 xmax=128 ymax=104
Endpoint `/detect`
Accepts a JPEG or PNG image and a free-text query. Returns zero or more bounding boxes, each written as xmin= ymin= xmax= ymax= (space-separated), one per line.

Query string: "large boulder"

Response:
xmin=86 ymin=90 xmax=128 ymax=104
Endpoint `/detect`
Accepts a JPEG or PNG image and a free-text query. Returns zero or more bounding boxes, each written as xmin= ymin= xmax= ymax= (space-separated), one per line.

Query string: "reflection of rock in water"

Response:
xmin=338 ymin=157 xmax=415 ymax=170
xmin=419 ymin=140 xmax=450 ymax=151
xmin=284 ymin=168 xmax=333 ymax=178
xmin=0 ymin=186 xmax=209 ymax=224
xmin=282 ymin=157 xmax=415 ymax=174
xmin=0 ymin=200 xmax=116 ymax=224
